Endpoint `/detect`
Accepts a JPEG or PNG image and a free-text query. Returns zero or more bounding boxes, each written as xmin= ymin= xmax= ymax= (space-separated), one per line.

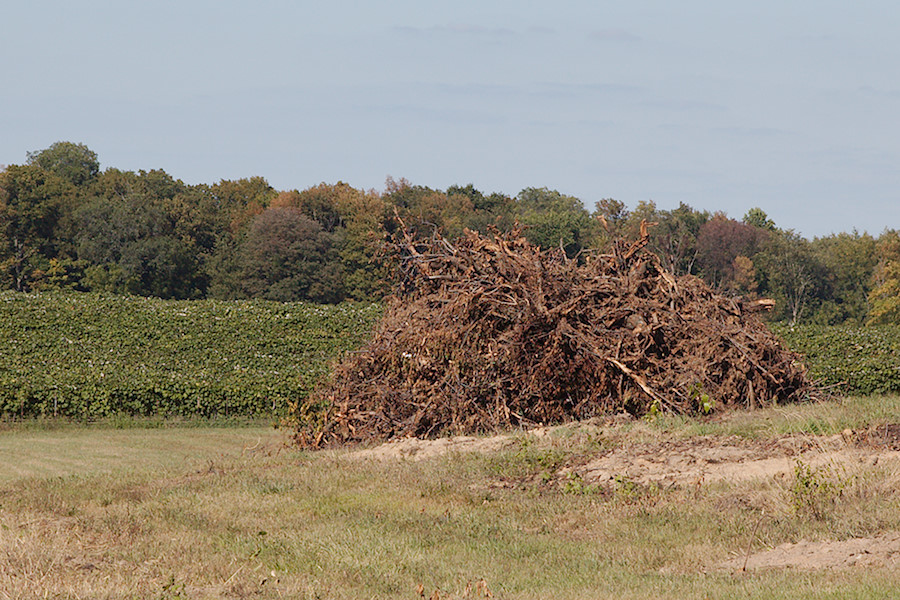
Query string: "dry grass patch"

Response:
xmin=1 ymin=399 xmax=900 ymax=598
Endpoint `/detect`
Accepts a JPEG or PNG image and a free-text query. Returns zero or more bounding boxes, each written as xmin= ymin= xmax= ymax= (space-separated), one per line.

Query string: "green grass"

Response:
xmin=637 ymin=393 xmax=900 ymax=439
xmin=2 ymin=397 xmax=899 ymax=599
xmin=0 ymin=426 xmax=277 ymax=482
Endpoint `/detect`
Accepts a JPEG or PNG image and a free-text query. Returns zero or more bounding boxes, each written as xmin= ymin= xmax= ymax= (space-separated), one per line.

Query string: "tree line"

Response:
xmin=1 ymin=141 xmax=898 ymax=325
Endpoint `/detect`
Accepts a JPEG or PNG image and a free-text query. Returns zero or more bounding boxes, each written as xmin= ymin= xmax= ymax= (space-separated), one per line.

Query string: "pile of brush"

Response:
xmin=295 ymin=223 xmax=810 ymax=448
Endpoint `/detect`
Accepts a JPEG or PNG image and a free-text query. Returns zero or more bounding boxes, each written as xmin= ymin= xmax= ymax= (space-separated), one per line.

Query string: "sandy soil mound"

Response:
xmin=349 ymin=434 xmax=514 ymax=461
xmin=347 ymin=419 xmax=900 ymax=572
xmin=348 ymin=422 xmax=900 ymax=488
xmin=569 ymin=434 xmax=900 ymax=488
xmin=721 ymin=531 xmax=900 ymax=571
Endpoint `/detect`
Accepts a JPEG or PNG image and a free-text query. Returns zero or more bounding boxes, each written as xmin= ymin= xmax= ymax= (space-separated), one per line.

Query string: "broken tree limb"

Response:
xmin=606 ymin=357 xmax=675 ymax=411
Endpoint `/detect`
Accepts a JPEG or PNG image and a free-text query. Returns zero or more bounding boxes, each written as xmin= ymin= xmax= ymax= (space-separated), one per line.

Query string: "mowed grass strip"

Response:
xmin=1 ymin=398 xmax=899 ymax=599
xmin=0 ymin=425 xmax=279 ymax=482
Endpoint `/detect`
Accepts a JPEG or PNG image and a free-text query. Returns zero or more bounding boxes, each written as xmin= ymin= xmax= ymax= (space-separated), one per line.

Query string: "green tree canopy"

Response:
xmin=617 ymin=201 xmax=709 ymax=276
xmin=237 ymin=207 xmax=345 ymax=303
xmin=383 ymin=177 xmax=475 ymax=239
xmin=593 ymin=198 xmax=630 ymax=242
xmin=276 ymin=182 xmax=393 ymax=301
xmin=27 ymin=141 xmax=100 ymax=186
xmin=755 ymin=230 xmax=826 ymax=325
xmin=742 ymin=207 xmax=776 ymax=231
xmin=446 ymin=183 xmax=515 ymax=233
xmin=74 ymin=193 xmax=205 ymax=299
xmin=0 ymin=164 xmax=74 ymax=290
xmin=810 ymin=231 xmax=878 ymax=324
xmin=514 ymin=187 xmax=593 ymax=256
xmin=868 ymin=230 xmax=900 ymax=324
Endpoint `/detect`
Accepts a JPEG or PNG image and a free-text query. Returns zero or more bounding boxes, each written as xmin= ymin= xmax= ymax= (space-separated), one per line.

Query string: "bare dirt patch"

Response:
xmin=850 ymin=423 xmax=900 ymax=451
xmin=569 ymin=432 xmax=900 ymax=488
xmin=721 ymin=531 xmax=900 ymax=571
xmin=349 ymin=434 xmax=515 ymax=461
xmin=348 ymin=419 xmax=900 ymax=573
xmin=349 ymin=421 xmax=900 ymax=488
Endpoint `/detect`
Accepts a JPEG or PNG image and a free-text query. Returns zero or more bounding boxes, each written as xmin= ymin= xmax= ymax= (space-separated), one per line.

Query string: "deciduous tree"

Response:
xmin=696 ymin=214 xmax=766 ymax=290
xmin=742 ymin=207 xmax=776 ymax=231
xmin=237 ymin=207 xmax=345 ymax=303
xmin=27 ymin=141 xmax=99 ymax=187
xmin=446 ymin=183 xmax=515 ymax=233
xmin=514 ymin=187 xmax=593 ymax=256
xmin=0 ymin=164 xmax=74 ymax=290
xmin=384 ymin=177 xmax=475 ymax=239
xmin=624 ymin=201 xmax=709 ymax=276
xmin=868 ymin=230 xmax=900 ymax=324
xmin=755 ymin=230 xmax=825 ymax=325
xmin=810 ymin=231 xmax=878 ymax=324
xmin=592 ymin=198 xmax=630 ymax=243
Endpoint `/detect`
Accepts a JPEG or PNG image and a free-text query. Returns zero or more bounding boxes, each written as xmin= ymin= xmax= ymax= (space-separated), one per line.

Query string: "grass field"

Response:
xmin=2 ymin=397 xmax=900 ymax=599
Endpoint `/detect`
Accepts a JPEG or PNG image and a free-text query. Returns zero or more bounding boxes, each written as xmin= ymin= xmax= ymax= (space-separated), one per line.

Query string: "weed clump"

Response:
xmin=296 ymin=224 xmax=810 ymax=447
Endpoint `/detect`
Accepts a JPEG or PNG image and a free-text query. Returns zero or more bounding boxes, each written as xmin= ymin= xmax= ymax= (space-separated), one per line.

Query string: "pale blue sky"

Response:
xmin=2 ymin=1 xmax=898 ymax=236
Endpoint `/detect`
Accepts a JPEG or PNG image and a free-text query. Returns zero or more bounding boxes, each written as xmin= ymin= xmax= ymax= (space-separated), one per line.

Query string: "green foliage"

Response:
xmin=30 ymin=257 xmax=89 ymax=292
xmin=514 ymin=187 xmax=593 ymax=256
xmin=0 ymin=164 xmax=75 ymax=291
xmin=789 ymin=460 xmax=847 ymax=520
xmin=809 ymin=231 xmax=877 ymax=325
xmin=742 ymin=206 xmax=776 ymax=231
xmin=120 ymin=235 xmax=204 ymax=299
xmin=446 ymin=183 xmax=516 ymax=234
xmin=562 ymin=471 xmax=597 ymax=495
xmin=626 ymin=201 xmax=710 ymax=276
xmin=73 ymin=194 xmax=205 ymax=299
xmin=277 ymin=182 xmax=394 ymax=301
xmin=384 ymin=177 xmax=476 ymax=240
xmin=236 ymin=207 xmax=344 ymax=302
xmin=688 ymin=382 xmax=714 ymax=414
xmin=27 ymin=141 xmax=100 ymax=186
xmin=774 ymin=323 xmax=900 ymax=395
xmin=868 ymin=230 xmax=900 ymax=325
xmin=868 ymin=261 xmax=900 ymax=324
xmin=0 ymin=292 xmax=381 ymax=419
xmin=4 ymin=141 xmax=899 ymax=323
xmin=490 ymin=435 xmax=569 ymax=482
xmin=755 ymin=229 xmax=825 ymax=324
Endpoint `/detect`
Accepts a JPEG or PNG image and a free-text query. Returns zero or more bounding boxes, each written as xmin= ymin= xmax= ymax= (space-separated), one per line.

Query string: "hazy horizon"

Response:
xmin=3 ymin=1 xmax=898 ymax=237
